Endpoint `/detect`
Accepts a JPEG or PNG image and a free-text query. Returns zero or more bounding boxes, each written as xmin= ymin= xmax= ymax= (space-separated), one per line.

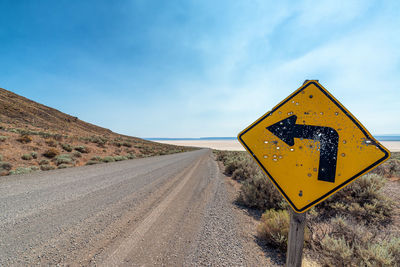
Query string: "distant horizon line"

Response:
xmin=145 ymin=135 xmax=400 ymax=141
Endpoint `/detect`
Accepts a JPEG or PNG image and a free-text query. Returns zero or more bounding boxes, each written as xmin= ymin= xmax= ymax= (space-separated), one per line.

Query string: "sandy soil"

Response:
xmin=156 ymin=140 xmax=400 ymax=152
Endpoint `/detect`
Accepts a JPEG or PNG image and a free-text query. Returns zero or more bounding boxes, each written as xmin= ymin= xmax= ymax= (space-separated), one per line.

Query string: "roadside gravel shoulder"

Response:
xmin=184 ymin=155 xmax=245 ymax=266
xmin=219 ymin=161 xmax=285 ymax=267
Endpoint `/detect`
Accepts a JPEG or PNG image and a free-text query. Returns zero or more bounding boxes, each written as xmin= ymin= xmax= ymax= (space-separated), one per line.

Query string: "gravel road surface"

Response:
xmin=0 ymin=149 xmax=260 ymax=266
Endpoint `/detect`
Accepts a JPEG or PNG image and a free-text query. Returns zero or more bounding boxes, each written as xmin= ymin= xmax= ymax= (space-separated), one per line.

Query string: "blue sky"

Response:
xmin=0 ymin=1 xmax=399 ymax=138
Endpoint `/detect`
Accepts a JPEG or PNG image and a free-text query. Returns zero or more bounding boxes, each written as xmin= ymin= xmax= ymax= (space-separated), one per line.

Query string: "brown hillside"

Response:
xmin=0 ymin=88 xmax=113 ymax=136
xmin=0 ymin=87 xmax=195 ymax=176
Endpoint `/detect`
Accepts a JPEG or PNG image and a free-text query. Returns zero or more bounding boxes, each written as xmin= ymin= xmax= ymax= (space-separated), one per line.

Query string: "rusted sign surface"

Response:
xmin=238 ymin=80 xmax=390 ymax=213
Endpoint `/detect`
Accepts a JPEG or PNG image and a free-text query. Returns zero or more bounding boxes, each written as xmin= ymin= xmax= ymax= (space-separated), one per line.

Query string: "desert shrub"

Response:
xmin=21 ymin=154 xmax=33 ymax=160
xmin=43 ymin=148 xmax=60 ymax=158
xmin=0 ymin=162 xmax=12 ymax=171
xmin=86 ymin=160 xmax=100 ymax=165
xmin=216 ymin=150 xmax=248 ymax=165
xmin=231 ymin=160 xmax=259 ymax=181
xmin=57 ymin=164 xmax=70 ymax=169
xmin=55 ymin=154 xmax=73 ymax=166
xmin=390 ymin=152 xmax=400 ymax=160
xmin=257 ymin=209 xmax=290 ymax=251
xmin=215 ymin=151 xmax=255 ymax=178
xmin=372 ymin=159 xmax=400 ymax=178
xmin=72 ymin=151 xmax=82 ymax=158
xmin=39 ymin=159 xmax=50 ymax=165
xmin=82 ymin=136 xmax=108 ymax=145
xmin=215 ymin=151 xmax=286 ymax=210
xmin=127 ymin=153 xmax=136 ymax=159
xmin=237 ymin=172 xmax=286 ymax=210
xmin=315 ymin=216 xmax=399 ymax=267
xmin=385 ymin=237 xmax=400 ymax=265
xmin=0 ymin=154 xmax=2 ymax=161
xmin=37 ymin=131 xmax=51 ymax=138
xmin=30 ymin=152 xmax=37 ymax=159
xmin=257 ymin=209 xmax=310 ymax=251
xmin=61 ymin=143 xmax=73 ymax=152
xmin=224 ymin=162 xmax=238 ymax=176
xmin=113 ymin=141 xmax=123 ymax=147
xmin=0 ymin=136 xmax=7 ymax=142
xmin=45 ymin=139 xmax=58 ymax=147
xmin=9 ymin=166 xmax=39 ymax=175
xmin=74 ymin=146 xmax=89 ymax=153
xmin=40 ymin=164 xmax=55 ymax=171
xmin=317 ymin=173 xmax=392 ymax=225
xmin=102 ymin=156 xmax=115 ymax=163
xmin=114 ymin=155 xmax=128 ymax=161
xmin=16 ymin=134 xmax=32 ymax=144
xmin=90 ymin=156 xmax=102 ymax=161
xmin=53 ymin=134 xmax=63 ymax=141
xmin=319 ymin=235 xmax=353 ymax=266
xmin=122 ymin=141 xmax=132 ymax=147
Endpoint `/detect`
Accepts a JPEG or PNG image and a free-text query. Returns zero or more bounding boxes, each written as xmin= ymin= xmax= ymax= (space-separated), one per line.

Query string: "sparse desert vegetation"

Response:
xmin=0 ymin=88 xmax=197 ymax=176
xmin=0 ymin=125 xmax=196 ymax=176
xmin=215 ymin=150 xmax=400 ymax=266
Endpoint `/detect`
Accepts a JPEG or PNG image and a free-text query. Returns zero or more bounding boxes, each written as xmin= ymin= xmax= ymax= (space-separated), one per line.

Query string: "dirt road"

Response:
xmin=0 ymin=149 xmax=267 ymax=266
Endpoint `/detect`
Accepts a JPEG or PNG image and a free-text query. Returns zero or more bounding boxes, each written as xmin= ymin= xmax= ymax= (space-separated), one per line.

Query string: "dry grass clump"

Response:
xmin=61 ymin=143 xmax=73 ymax=152
xmin=372 ymin=158 xmax=400 ymax=178
xmin=72 ymin=151 xmax=82 ymax=158
xmin=21 ymin=154 xmax=33 ymax=160
xmin=257 ymin=209 xmax=310 ymax=252
xmin=114 ymin=155 xmax=128 ymax=161
xmin=16 ymin=134 xmax=32 ymax=143
xmin=122 ymin=141 xmax=132 ymax=147
xmin=40 ymin=164 xmax=55 ymax=171
xmin=127 ymin=153 xmax=136 ymax=159
xmin=39 ymin=159 xmax=50 ymax=165
xmin=21 ymin=152 xmax=37 ymax=160
xmin=86 ymin=160 xmax=100 ymax=165
xmin=257 ymin=209 xmax=290 ymax=251
xmin=45 ymin=139 xmax=58 ymax=147
xmin=317 ymin=173 xmax=393 ymax=225
xmin=54 ymin=154 xmax=74 ymax=166
xmin=57 ymin=164 xmax=70 ymax=169
xmin=238 ymin=172 xmax=287 ymax=210
xmin=102 ymin=156 xmax=115 ymax=163
xmin=0 ymin=162 xmax=12 ymax=175
xmin=81 ymin=136 xmax=108 ymax=147
xmin=215 ymin=150 xmax=285 ymax=210
xmin=43 ymin=148 xmax=60 ymax=158
xmin=86 ymin=156 xmax=102 ymax=165
xmin=9 ymin=166 xmax=39 ymax=175
xmin=311 ymin=216 xmax=400 ymax=266
xmin=74 ymin=145 xmax=89 ymax=153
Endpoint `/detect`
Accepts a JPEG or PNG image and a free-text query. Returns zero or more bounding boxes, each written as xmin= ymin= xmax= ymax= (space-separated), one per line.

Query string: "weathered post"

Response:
xmin=286 ymin=209 xmax=306 ymax=267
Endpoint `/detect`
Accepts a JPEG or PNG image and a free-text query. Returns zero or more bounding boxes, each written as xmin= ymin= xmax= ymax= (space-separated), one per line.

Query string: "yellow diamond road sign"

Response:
xmin=238 ymin=80 xmax=390 ymax=213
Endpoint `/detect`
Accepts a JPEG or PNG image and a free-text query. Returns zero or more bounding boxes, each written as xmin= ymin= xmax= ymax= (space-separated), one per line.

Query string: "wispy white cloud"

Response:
xmin=166 ymin=0 xmax=400 ymax=137
xmin=1 ymin=1 xmax=398 ymax=137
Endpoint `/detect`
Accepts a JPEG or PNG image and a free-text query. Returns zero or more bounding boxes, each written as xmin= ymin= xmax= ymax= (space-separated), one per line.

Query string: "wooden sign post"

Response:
xmin=286 ymin=210 xmax=306 ymax=267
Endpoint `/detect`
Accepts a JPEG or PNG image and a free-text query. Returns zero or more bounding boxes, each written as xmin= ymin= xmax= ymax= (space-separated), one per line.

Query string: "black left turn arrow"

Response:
xmin=266 ymin=115 xmax=339 ymax=183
